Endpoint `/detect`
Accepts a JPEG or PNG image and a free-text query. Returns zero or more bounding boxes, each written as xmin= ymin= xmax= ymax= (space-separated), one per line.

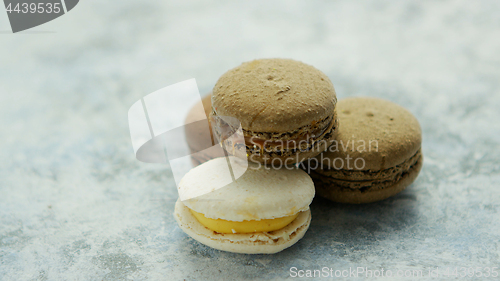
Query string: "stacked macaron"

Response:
xmin=177 ymin=58 xmax=423 ymax=254
xmin=178 ymin=59 xmax=336 ymax=253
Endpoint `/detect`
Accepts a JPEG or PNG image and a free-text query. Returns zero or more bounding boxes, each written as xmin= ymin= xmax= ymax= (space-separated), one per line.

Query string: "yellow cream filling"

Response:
xmin=190 ymin=209 xmax=299 ymax=234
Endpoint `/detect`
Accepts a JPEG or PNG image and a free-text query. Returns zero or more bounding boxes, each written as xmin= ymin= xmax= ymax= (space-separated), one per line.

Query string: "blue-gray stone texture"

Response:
xmin=1 ymin=1 xmax=499 ymax=280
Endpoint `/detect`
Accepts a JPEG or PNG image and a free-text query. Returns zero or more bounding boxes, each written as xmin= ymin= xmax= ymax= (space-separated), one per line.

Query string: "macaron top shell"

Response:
xmin=180 ymin=157 xmax=315 ymax=221
xmin=320 ymin=97 xmax=422 ymax=171
xmin=212 ymin=58 xmax=337 ymax=133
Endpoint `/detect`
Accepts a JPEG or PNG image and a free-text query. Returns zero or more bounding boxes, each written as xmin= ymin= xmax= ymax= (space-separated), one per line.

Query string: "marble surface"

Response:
xmin=1 ymin=1 xmax=499 ymax=280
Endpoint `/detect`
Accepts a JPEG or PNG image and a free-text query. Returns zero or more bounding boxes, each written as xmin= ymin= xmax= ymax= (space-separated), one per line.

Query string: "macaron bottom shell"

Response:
xmin=311 ymin=153 xmax=423 ymax=204
xmin=174 ymin=199 xmax=311 ymax=254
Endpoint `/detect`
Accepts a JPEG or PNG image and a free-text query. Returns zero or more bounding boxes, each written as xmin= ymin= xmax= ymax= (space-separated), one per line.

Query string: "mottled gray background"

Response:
xmin=1 ymin=1 xmax=499 ymax=280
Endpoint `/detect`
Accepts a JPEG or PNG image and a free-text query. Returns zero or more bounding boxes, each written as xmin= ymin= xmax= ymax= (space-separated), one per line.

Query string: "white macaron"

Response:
xmin=174 ymin=157 xmax=315 ymax=254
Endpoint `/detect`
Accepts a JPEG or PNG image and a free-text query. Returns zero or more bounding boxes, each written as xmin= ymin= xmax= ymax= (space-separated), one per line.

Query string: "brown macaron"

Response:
xmin=211 ymin=58 xmax=338 ymax=164
xmin=303 ymin=97 xmax=423 ymax=204
xmin=184 ymin=93 xmax=225 ymax=166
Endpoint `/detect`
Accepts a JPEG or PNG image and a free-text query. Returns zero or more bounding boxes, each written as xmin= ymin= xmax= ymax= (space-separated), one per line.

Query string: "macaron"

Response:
xmin=303 ymin=97 xmax=423 ymax=204
xmin=184 ymin=93 xmax=225 ymax=166
xmin=174 ymin=157 xmax=315 ymax=254
xmin=211 ymin=58 xmax=338 ymax=164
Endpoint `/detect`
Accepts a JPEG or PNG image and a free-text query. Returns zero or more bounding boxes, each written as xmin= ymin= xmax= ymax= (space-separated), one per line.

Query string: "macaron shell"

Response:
xmin=313 ymin=152 xmax=423 ymax=204
xmin=180 ymin=158 xmax=315 ymax=221
xmin=317 ymin=97 xmax=422 ymax=171
xmin=174 ymin=199 xmax=311 ymax=254
xmin=184 ymin=93 xmax=214 ymax=151
xmin=212 ymin=58 xmax=337 ymax=133
xmin=184 ymin=93 xmax=225 ymax=165
xmin=185 ymin=93 xmax=212 ymax=125
xmin=312 ymin=148 xmax=421 ymax=183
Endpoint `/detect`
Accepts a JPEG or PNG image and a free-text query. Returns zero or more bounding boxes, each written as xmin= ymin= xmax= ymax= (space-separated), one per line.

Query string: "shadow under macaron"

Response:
xmin=307 ymin=186 xmax=419 ymax=247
